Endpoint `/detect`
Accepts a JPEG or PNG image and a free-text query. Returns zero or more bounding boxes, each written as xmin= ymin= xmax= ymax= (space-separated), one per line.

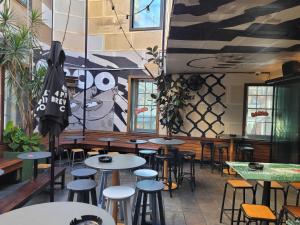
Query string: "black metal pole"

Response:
xmin=83 ymin=0 xmax=88 ymax=135
xmin=49 ymin=134 xmax=55 ymax=202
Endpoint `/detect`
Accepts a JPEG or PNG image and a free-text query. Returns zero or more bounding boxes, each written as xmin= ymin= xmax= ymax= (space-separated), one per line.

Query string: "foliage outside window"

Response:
xmin=131 ymin=0 xmax=162 ymax=30
xmin=245 ymin=85 xmax=273 ymax=137
xmin=130 ymin=80 xmax=157 ymax=133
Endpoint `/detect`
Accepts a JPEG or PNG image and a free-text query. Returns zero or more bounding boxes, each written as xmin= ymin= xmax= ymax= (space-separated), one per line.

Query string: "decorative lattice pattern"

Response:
xmin=173 ymin=74 xmax=226 ymax=137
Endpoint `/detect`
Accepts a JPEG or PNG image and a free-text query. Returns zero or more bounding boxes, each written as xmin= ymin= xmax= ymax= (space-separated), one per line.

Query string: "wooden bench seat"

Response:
xmin=0 ymin=167 xmax=66 ymax=214
xmin=0 ymin=158 xmax=22 ymax=175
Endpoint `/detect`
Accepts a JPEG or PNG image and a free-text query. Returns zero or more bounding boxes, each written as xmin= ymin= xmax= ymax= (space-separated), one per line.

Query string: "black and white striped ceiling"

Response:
xmin=166 ymin=0 xmax=300 ymax=75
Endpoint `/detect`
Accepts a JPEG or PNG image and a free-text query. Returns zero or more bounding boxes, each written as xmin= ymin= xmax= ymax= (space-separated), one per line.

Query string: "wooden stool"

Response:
xmin=278 ymin=205 xmax=300 ymax=224
xmin=103 ymin=186 xmax=135 ymax=225
xmin=256 ymin=181 xmax=286 ymax=213
xmin=139 ymin=149 xmax=157 ymax=169
xmin=287 ymin=182 xmax=300 ymax=206
xmin=87 ymin=151 xmax=99 ymax=157
xmin=220 ymin=179 xmax=256 ymax=225
xmin=212 ymin=143 xmax=229 ymax=175
xmin=237 ymin=204 xmax=277 ymax=225
xmin=133 ymin=180 xmax=165 ymax=225
xmin=200 ymin=140 xmax=214 ymax=168
xmin=71 ymin=148 xmax=85 ymax=167
xmin=178 ymin=151 xmax=196 ymax=192
xmin=67 ymin=179 xmax=97 ymax=206
xmin=38 ymin=163 xmax=51 ymax=170
xmin=71 ymin=168 xmax=97 ymax=180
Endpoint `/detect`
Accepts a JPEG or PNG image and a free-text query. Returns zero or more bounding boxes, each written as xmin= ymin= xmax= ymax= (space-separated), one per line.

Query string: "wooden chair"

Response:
xmin=278 ymin=205 xmax=300 ymax=224
xmin=286 ymin=182 xmax=300 ymax=206
xmin=237 ymin=204 xmax=277 ymax=225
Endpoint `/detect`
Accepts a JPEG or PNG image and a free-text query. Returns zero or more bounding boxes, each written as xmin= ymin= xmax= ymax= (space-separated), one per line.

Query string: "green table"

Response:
xmin=227 ymin=162 xmax=300 ymax=224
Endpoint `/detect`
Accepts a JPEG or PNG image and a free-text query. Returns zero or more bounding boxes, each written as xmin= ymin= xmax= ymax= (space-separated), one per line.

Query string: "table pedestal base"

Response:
xmin=163 ymin=182 xmax=177 ymax=191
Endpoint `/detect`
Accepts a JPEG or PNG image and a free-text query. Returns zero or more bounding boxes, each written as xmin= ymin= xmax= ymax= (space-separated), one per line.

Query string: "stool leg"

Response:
xmin=157 ymin=191 xmax=165 ymax=225
xmin=200 ymin=143 xmax=204 ymax=167
xmin=231 ymin=189 xmax=236 ymax=225
xmin=151 ymin=193 xmax=158 ymax=225
xmin=77 ymin=192 xmax=84 ymax=203
xmin=133 ymin=191 xmax=142 ymax=225
xmin=297 ymin=190 xmax=300 ymax=206
xmin=274 ymin=189 xmax=277 ymax=214
xmin=237 ymin=207 xmax=242 ymax=225
xmin=168 ymin=161 xmax=173 ymax=198
xmin=220 ymin=183 xmax=227 ymax=223
xmin=91 ymin=188 xmax=97 ymax=206
xmin=71 ymin=152 xmax=75 ymax=167
xmin=124 ymin=198 xmax=132 ymax=225
xmin=68 ymin=190 xmax=74 ymax=202
xmin=83 ymin=192 xmax=89 ymax=204
xmin=211 ymin=146 xmax=215 ymax=173
xmin=141 ymin=192 xmax=148 ymax=224
xmin=192 ymin=157 xmax=196 ymax=191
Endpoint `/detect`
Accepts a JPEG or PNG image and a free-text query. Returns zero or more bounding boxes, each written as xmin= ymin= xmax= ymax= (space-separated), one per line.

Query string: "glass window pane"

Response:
xmin=132 ymin=0 xmax=162 ymax=29
xmin=138 ymin=81 xmax=145 ymax=93
xmin=248 ymin=86 xmax=257 ymax=95
xmin=245 ymin=85 xmax=273 ymax=137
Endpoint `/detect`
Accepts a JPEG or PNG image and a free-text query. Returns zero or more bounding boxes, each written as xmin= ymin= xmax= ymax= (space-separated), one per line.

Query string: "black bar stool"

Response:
xmin=155 ymin=154 xmax=176 ymax=198
xmin=67 ymin=179 xmax=97 ymax=206
xmin=178 ymin=151 xmax=196 ymax=192
xmin=212 ymin=143 xmax=229 ymax=175
xmin=200 ymin=140 xmax=214 ymax=168
xmin=139 ymin=149 xmax=157 ymax=169
xmin=235 ymin=145 xmax=254 ymax=162
xmin=71 ymin=168 xmax=97 ymax=180
xmin=133 ymin=180 xmax=165 ymax=225
xmin=220 ymin=179 xmax=256 ymax=225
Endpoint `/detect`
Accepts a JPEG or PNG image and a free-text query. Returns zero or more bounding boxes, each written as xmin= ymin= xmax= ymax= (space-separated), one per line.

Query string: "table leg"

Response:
xmin=111 ymin=170 xmax=120 ymax=222
xmin=33 ymin=159 xmax=38 ymax=179
xmin=261 ymin=181 xmax=271 ymax=225
xmin=108 ymin=141 xmax=111 ymax=151
xmin=223 ymin=139 xmax=236 ymax=175
xmin=135 ymin=144 xmax=138 ymax=154
xmin=163 ymin=146 xmax=177 ymax=191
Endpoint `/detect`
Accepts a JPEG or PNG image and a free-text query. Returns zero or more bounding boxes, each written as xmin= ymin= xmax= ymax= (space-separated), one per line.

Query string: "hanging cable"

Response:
xmin=109 ymin=0 xmax=145 ymax=61
xmin=62 ymin=0 xmax=72 ymax=45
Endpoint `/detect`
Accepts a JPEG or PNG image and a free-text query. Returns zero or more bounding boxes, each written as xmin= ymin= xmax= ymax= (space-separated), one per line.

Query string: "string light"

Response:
xmin=109 ymin=0 xmax=145 ymax=61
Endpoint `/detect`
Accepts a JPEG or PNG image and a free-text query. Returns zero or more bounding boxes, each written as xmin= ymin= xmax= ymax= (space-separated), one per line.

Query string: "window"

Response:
xmin=130 ymin=79 xmax=157 ymax=133
xmin=130 ymin=0 xmax=163 ymax=30
xmin=17 ymin=0 xmax=27 ymax=6
xmin=244 ymin=85 xmax=273 ymax=137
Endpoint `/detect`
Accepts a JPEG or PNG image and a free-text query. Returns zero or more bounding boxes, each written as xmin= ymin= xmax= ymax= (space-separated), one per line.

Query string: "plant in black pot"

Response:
xmin=146 ymin=46 xmax=192 ymax=136
xmin=3 ymin=121 xmax=44 ymax=181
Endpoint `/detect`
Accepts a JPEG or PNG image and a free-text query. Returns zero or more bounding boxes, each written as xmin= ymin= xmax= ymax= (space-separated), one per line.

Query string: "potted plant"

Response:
xmin=146 ymin=46 xmax=192 ymax=137
xmin=3 ymin=121 xmax=44 ymax=180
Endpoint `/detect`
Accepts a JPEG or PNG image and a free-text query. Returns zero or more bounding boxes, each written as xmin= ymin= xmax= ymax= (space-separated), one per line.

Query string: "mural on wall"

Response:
xmin=63 ymin=53 xmax=148 ymax=132
xmin=173 ymin=73 xmax=227 ymax=138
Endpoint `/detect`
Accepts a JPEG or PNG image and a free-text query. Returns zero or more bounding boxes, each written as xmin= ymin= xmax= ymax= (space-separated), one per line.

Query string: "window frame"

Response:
xmin=242 ymin=83 xmax=273 ymax=139
xmin=16 ymin=0 xmax=27 ymax=7
xmin=129 ymin=0 xmax=164 ymax=31
xmin=127 ymin=76 xmax=158 ymax=134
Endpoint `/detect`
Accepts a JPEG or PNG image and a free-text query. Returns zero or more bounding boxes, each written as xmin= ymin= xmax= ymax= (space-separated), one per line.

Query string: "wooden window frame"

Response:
xmin=242 ymin=83 xmax=273 ymax=137
xmin=127 ymin=75 xmax=159 ymax=134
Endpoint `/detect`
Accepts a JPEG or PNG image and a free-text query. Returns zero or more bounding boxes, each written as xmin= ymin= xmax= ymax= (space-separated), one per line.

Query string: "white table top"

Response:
xmin=0 ymin=202 xmax=115 ymax=225
xmin=18 ymin=152 xmax=51 ymax=160
xmin=85 ymin=154 xmax=146 ymax=171
xmin=148 ymin=138 xmax=185 ymax=145
xmin=0 ymin=169 xmax=4 ymax=176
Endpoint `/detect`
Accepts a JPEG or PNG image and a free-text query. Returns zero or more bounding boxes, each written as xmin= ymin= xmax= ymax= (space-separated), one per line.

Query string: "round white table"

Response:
xmin=126 ymin=139 xmax=148 ymax=154
xmin=85 ymin=154 xmax=146 ymax=221
xmin=148 ymin=138 xmax=185 ymax=190
xmin=18 ymin=152 xmax=51 ymax=179
xmin=97 ymin=137 xmax=120 ymax=150
xmin=0 ymin=202 xmax=115 ymax=225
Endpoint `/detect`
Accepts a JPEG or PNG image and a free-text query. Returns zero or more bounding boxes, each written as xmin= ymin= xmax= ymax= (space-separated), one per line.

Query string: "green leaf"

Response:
xmin=153 ymin=45 xmax=158 ymax=53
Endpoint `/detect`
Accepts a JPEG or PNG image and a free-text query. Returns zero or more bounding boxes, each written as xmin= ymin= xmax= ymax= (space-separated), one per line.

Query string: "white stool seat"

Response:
xmin=134 ymin=169 xmax=158 ymax=179
xmin=103 ymin=186 xmax=135 ymax=200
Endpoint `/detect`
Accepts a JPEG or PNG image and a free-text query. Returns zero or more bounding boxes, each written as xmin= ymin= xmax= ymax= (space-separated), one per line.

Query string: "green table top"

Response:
xmin=226 ymin=162 xmax=300 ymax=182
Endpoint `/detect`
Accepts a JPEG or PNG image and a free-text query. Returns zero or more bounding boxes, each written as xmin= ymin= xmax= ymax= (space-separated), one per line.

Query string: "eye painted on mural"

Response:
xmin=73 ymin=70 xmax=94 ymax=89
xmin=95 ymin=72 xmax=116 ymax=91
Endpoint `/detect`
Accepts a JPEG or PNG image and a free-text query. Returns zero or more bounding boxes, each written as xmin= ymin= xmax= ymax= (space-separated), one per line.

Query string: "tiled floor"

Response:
xmin=0 ymin=162 xmax=297 ymax=225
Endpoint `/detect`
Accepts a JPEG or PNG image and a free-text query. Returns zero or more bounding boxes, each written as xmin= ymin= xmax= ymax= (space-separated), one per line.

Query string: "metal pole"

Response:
xmin=49 ymin=134 xmax=55 ymax=202
xmin=83 ymin=0 xmax=88 ymax=135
